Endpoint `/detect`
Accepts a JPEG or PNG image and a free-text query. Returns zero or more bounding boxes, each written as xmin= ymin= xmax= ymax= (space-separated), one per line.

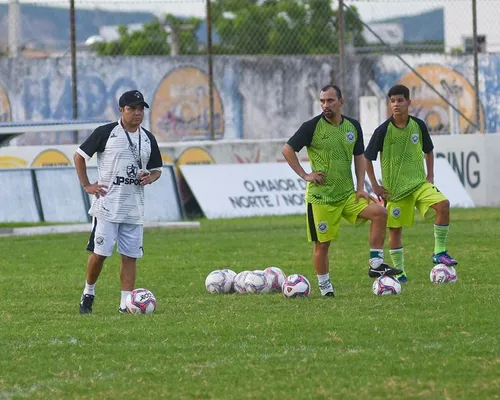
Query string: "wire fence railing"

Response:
xmin=0 ymin=0 xmax=496 ymax=144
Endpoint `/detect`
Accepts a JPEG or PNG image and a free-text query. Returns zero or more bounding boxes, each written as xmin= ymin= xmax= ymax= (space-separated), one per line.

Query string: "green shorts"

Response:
xmin=386 ymin=182 xmax=448 ymax=228
xmin=306 ymin=193 xmax=369 ymax=243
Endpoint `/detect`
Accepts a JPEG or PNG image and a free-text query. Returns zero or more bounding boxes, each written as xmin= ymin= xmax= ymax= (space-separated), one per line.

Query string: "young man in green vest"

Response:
xmin=282 ymin=85 xmax=401 ymax=297
xmin=364 ymin=84 xmax=458 ymax=283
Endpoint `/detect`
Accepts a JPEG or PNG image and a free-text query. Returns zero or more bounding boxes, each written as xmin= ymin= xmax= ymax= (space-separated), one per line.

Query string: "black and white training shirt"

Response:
xmin=76 ymin=120 xmax=162 ymax=224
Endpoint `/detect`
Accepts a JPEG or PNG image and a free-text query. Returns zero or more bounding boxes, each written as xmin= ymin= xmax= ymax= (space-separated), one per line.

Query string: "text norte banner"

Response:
xmin=180 ymin=160 xmax=474 ymax=219
xmin=180 ymin=163 xmax=308 ymax=219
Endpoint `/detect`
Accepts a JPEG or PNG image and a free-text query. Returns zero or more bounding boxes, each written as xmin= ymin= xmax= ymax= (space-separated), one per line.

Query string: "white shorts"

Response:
xmin=86 ymin=218 xmax=144 ymax=258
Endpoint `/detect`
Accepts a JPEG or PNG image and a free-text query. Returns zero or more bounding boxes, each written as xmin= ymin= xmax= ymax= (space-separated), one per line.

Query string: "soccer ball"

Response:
xmin=234 ymin=271 xmax=251 ymax=293
xmin=264 ymin=266 xmax=286 ymax=292
xmin=125 ymin=288 xmax=156 ymax=314
xmin=372 ymin=275 xmax=402 ymax=296
xmin=430 ymin=264 xmax=457 ymax=284
xmin=244 ymin=270 xmax=272 ymax=294
xmin=205 ymin=270 xmax=233 ymax=294
xmin=281 ymin=274 xmax=310 ymax=298
xmin=222 ymin=268 xmax=237 ymax=293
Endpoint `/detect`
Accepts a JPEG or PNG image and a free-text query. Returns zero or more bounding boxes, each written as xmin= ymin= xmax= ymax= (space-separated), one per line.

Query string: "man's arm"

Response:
xmin=353 ymin=154 xmax=371 ymax=201
xmin=353 ymin=154 xmax=366 ymax=192
xmin=365 ymin=159 xmax=377 ymax=188
xmin=282 ymin=144 xmax=324 ymax=184
xmin=366 ymin=159 xmax=386 ymax=199
xmin=73 ymin=152 xmax=107 ymax=197
xmin=425 ymin=151 xmax=434 ymax=184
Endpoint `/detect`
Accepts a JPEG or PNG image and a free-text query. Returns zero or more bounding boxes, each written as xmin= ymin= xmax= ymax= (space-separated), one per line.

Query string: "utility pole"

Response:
xmin=70 ymin=0 xmax=78 ymax=142
xmin=338 ymin=0 xmax=346 ymax=94
xmin=8 ymin=0 xmax=21 ymax=58
xmin=472 ymin=0 xmax=481 ymax=132
xmin=206 ymin=0 xmax=215 ymax=140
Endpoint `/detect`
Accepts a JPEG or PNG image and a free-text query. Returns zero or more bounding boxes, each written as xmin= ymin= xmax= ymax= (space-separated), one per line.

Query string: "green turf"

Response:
xmin=0 ymin=208 xmax=498 ymax=399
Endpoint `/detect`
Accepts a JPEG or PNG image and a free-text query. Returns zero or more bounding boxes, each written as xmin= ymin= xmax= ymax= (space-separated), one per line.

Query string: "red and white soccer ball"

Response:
xmin=205 ymin=270 xmax=233 ymax=294
xmin=281 ymin=274 xmax=311 ymax=298
xmin=372 ymin=275 xmax=402 ymax=296
xmin=264 ymin=266 xmax=287 ymax=292
xmin=244 ymin=270 xmax=272 ymax=294
xmin=430 ymin=264 xmax=457 ymax=284
xmin=125 ymin=288 xmax=157 ymax=314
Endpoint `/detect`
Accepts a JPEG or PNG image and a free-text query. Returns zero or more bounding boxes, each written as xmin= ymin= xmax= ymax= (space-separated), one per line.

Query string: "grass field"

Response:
xmin=0 ymin=208 xmax=499 ymax=399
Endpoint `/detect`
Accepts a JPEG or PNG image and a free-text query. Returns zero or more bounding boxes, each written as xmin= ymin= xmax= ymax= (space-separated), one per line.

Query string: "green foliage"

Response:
xmin=212 ymin=0 xmax=365 ymax=55
xmin=93 ymin=15 xmax=201 ymax=56
xmin=91 ymin=1 xmax=365 ymax=56
xmin=0 ymin=208 xmax=499 ymax=398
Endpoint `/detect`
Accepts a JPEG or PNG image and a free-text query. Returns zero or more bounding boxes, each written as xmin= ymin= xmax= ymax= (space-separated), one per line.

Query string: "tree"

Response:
xmin=211 ymin=0 xmax=365 ymax=55
xmin=164 ymin=14 xmax=202 ymax=55
xmin=93 ymin=15 xmax=202 ymax=56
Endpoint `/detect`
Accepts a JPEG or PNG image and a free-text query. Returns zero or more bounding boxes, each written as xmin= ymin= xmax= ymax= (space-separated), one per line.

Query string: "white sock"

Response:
xmin=120 ymin=290 xmax=132 ymax=309
xmin=83 ymin=281 xmax=95 ymax=296
xmin=369 ymin=248 xmax=384 ymax=269
xmin=317 ymin=273 xmax=330 ymax=284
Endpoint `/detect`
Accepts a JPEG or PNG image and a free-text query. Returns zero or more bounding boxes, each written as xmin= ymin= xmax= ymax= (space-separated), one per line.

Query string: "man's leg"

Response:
xmin=80 ymin=253 xmax=107 ymax=314
xmin=385 ymin=196 xmax=416 ymax=283
xmin=414 ymin=183 xmax=457 ymax=266
xmin=358 ymin=203 xmax=402 ymax=278
xmin=119 ymin=254 xmax=137 ymax=311
xmin=431 ymin=199 xmax=457 ymax=265
xmin=86 ymin=253 xmax=106 ymax=285
xmin=306 ymin=202 xmax=338 ymax=297
xmin=117 ymin=223 xmax=143 ymax=311
xmin=313 ymin=241 xmax=335 ymax=296
xmin=120 ymin=254 xmax=137 ymax=291
xmin=388 ymin=227 xmax=407 ymax=282
xmin=80 ymin=218 xmax=116 ymax=314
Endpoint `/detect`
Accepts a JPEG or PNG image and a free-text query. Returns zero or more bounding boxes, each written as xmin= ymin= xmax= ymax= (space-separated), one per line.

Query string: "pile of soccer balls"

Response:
xmin=372 ymin=263 xmax=458 ymax=296
xmin=205 ymin=267 xmax=311 ymax=298
xmin=207 ymin=263 xmax=458 ymax=298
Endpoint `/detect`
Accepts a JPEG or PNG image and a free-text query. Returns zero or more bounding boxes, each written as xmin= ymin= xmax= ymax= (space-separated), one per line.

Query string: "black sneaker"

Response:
xmin=368 ymin=263 xmax=403 ymax=278
xmin=118 ymin=307 xmax=129 ymax=314
xmin=79 ymin=294 xmax=94 ymax=314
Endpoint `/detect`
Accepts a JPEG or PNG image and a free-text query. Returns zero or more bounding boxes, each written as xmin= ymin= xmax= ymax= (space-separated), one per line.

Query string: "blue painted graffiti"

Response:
xmin=22 ymin=75 xmax=137 ymax=120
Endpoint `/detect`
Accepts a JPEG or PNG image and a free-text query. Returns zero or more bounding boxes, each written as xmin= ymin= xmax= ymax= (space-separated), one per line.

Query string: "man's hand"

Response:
xmin=372 ymin=183 xmax=388 ymax=201
xmin=84 ymin=183 xmax=108 ymax=198
xmin=303 ymin=171 xmax=325 ymax=184
xmin=355 ymin=190 xmax=371 ymax=203
xmin=426 ymin=174 xmax=434 ymax=184
xmin=139 ymin=171 xmax=152 ymax=185
xmin=140 ymin=170 xmax=161 ymax=186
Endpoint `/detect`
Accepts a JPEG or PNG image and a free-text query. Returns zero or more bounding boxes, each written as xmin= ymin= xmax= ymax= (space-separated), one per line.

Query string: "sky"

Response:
xmin=6 ymin=0 xmax=500 ymax=51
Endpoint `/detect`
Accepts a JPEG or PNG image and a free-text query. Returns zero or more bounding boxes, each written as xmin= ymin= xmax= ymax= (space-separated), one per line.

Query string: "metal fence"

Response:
xmin=6 ymin=0 xmax=495 ymax=55
xmin=0 ymin=0 xmax=496 ymax=141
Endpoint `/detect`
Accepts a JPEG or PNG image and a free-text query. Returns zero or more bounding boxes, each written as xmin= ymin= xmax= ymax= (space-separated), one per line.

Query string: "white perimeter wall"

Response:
xmin=1 ymin=134 xmax=498 ymax=206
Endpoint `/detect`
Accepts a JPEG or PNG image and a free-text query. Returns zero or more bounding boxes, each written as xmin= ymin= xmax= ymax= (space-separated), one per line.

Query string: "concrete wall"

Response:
xmin=0 ymin=53 xmax=499 ymax=143
xmin=0 ymin=54 xmax=373 ymax=145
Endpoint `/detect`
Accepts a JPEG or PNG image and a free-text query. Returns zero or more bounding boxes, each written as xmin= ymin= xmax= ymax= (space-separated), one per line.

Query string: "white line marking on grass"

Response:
xmin=0 ymin=221 xmax=200 ymax=237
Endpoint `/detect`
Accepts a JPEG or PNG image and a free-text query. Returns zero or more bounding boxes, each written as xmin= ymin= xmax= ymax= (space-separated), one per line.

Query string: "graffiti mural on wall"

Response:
xmin=0 ymin=84 xmax=11 ymax=122
xmin=151 ymin=67 xmax=225 ymax=142
xmin=21 ymin=75 xmax=137 ymax=120
xmin=396 ymin=64 xmax=485 ymax=134
xmin=31 ymin=149 xmax=71 ymax=167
